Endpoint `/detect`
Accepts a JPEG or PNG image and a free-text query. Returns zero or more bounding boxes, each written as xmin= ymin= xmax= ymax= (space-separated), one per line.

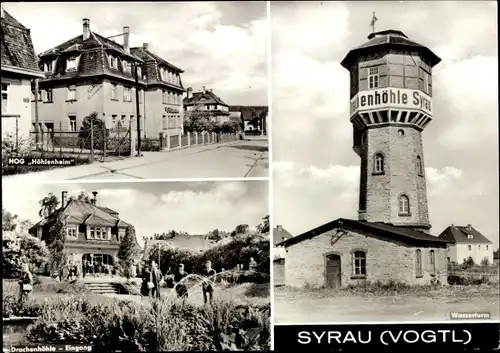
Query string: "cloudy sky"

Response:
xmin=3 ymin=2 xmax=267 ymax=105
xmin=271 ymin=1 xmax=499 ymax=248
xmin=2 ymin=181 xmax=268 ymax=245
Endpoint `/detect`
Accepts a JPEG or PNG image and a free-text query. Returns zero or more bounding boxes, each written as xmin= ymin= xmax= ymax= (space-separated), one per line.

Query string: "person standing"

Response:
xmin=174 ymin=263 xmax=189 ymax=299
xmin=249 ymin=257 xmax=257 ymax=270
xmin=150 ymin=261 xmax=162 ymax=299
xmin=202 ymin=261 xmax=216 ymax=304
xmin=18 ymin=263 xmax=33 ymax=303
xmin=141 ymin=266 xmax=152 ymax=297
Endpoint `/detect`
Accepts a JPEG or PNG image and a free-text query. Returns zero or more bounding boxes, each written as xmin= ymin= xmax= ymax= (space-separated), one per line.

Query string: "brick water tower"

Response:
xmin=340 ymin=29 xmax=441 ymax=233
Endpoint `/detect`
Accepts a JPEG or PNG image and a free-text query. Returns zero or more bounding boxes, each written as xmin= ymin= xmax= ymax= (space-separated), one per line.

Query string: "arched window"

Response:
xmin=373 ymin=153 xmax=384 ymax=174
xmin=352 ymin=250 xmax=367 ymax=276
xmin=416 ymin=250 xmax=422 ymax=277
xmin=417 ymin=155 xmax=423 ymax=176
xmin=430 ymin=250 xmax=436 ymax=275
xmin=399 ymin=194 xmax=410 ymax=215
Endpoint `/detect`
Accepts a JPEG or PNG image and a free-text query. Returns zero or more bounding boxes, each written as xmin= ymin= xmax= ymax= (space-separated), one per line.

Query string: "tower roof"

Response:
xmin=341 ymin=29 xmax=441 ymax=69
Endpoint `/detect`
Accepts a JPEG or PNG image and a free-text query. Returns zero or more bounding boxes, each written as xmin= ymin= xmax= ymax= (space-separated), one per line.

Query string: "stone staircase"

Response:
xmin=84 ymin=282 xmax=122 ymax=294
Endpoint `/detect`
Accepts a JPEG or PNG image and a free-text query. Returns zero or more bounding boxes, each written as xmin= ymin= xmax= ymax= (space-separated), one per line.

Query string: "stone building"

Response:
xmin=32 ymin=18 xmax=184 ymax=141
xmin=438 ymin=224 xmax=494 ymax=265
xmin=277 ymin=30 xmax=451 ymax=288
xmin=29 ymin=191 xmax=138 ymax=270
xmin=1 ymin=8 xmax=44 ymax=141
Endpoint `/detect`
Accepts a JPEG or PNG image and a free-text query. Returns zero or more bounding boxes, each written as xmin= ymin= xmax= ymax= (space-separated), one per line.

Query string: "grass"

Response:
xmin=276 ymin=281 xmax=500 ymax=299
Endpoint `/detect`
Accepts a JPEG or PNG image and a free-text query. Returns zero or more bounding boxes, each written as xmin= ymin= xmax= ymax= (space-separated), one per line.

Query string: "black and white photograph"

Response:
xmin=1 ymin=2 xmax=268 ymax=180
xmin=2 ymin=180 xmax=270 ymax=351
xmin=271 ymin=1 xmax=498 ymax=324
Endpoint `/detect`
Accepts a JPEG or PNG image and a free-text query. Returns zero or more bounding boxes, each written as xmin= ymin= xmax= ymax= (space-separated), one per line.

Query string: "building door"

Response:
xmin=325 ymin=254 xmax=341 ymax=288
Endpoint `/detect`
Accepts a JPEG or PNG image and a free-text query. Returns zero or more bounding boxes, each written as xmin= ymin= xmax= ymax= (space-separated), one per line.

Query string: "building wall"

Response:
xmin=449 ymin=243 xmax=494 ymax=265
xmin=1 ymin=75 xmax=33 ymax=140
xmin=102 ymin=79 xmax=143 ymax=132
xmin=144 ymin=88 xmax=183 ymax=138
xmin=362 ymin=125 xmax=429 ymax=227
xmin=284 ymin=229 xmax=447 ymax=288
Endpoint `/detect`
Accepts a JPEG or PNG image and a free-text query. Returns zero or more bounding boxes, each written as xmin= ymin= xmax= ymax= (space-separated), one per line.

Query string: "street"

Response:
xmin=274 ymin=290 xmax=500 ymax=323
xmin=2 ymin=139 xmax=268 ymax=181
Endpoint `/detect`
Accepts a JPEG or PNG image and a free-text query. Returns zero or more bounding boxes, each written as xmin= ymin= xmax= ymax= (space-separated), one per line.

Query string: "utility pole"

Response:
xmin=134 ymin=63 xmax=142 ymax=156
xmin=34 ymin=79 xmax=40 ymax=149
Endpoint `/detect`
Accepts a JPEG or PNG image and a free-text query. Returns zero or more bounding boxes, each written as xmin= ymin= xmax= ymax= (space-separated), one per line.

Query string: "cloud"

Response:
xmin=2 ymin=182 xmax=268 ymax=246
xmin=3 ymin=2 xmax=267 ymax=105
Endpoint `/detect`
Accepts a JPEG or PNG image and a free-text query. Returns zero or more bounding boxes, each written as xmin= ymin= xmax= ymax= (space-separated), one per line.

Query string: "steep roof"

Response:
xmin=277 ymin=218 xmax=451 ymax=248
xmin=31 ymin=199 xmax=132 ymax=229
xmin=229 ymin=106 xmax=268 ymax=122
xmin=1 ymin=10 xmax=44 ymax=77
xmin=438 ymin=225 xmax=493 ymax=244
xmin=184 ymin=89 xmax=228 ymax=106
xmin=341 ymin=29 xmax=441 ymax=69
xmin=131 ymin=46 xmax=183 ymax=73
xmin=273 ymin=226 xmax=293 ymax=246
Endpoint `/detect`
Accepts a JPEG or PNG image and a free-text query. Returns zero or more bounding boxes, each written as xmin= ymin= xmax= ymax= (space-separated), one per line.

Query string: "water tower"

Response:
xmin=340 ymin=29 xmax=441 ymax=232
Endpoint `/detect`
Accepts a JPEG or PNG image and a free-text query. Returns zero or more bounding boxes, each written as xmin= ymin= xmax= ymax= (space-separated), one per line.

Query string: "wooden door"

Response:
xmin=325 ymin=254 xmax=341 ymax=288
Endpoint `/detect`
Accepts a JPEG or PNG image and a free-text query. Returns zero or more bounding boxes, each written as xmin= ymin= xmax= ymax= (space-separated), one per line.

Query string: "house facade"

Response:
xmin=273 ymin=225 xmax=292 ymax=287
xmin=229 ymin=105 xmax=268 ymax=135
xmin=278 ymin=219 xmax=449 ymax=288
xmin=438 ymin=224 xmax=494 ymax=265
xmin=32 ymin=18 xmax=184 ymax=140
xmin=183 ymin=86 xmax=230 ymax=124
xmin=1 ymin=9 xmax=44 ymax=141
xmin=29 ymin=191 xmax=138 ymax=269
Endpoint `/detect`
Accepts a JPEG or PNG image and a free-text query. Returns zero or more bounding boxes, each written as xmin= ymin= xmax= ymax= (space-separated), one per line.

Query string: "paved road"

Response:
xmin=2 ymin=139 xmax=268 ymax=181
xmin=274 ymin=292 xmax=500 ymax=323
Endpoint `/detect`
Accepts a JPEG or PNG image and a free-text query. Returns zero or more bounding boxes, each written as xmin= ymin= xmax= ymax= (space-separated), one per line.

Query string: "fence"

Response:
xmin=29 ymin=121 xmax=132 ymax=160
xmin=144 ymin=131 xmax=238 ymax=152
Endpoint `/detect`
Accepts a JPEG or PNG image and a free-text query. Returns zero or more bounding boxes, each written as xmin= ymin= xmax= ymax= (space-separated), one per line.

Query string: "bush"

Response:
xmin=25 ymin=295 xmax=271 ymax=351
xmin=481 ymin=258 xmax=490 ymax=267
xmin=78 ymin=112 xmax=107 ymax=150
xmin=2 ymin=231 xmax=49 ymax=279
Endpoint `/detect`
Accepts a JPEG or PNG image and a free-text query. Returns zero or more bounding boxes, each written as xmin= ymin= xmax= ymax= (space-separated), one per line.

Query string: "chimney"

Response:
xmin=143 ymin=42 xmax=148 ymax=50
xmin=187 ymin=87 xmax=193 ymax=99
xmin=210 ymin=88 xmax=213 ymax=93
xmin=61 ymin=191 xmax=68 ymax=208
xmin=202 ymin=86 xmax=206 ymax=94
xmin=1 ymin=5 xmax=4 ymax=18
xmin=123 ymin=26 xmax=130 ymax=53
xmin=82 ymin=19 xmax=90 ymax=40
xmin=467 ymin=224 xmax=472 ymax=231
xmin=92 ymin=191 xmax=98 ymax=205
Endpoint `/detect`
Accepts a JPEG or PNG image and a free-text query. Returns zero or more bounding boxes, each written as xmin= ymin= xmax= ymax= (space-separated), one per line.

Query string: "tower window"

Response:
xmin=398 ymin=129 xmax=405 ymax=137
xmin=373 ymin=153 xmax=384 ymax=174
xmin=368 ymin=67 xmax=379 ymax=89
xmin=399 ymin=195 xmax=410 ymax=215
xmin=417 ymin=155 xmax=424 ymax=176
xmin=416 ymin=249 xmax=422 ymax=278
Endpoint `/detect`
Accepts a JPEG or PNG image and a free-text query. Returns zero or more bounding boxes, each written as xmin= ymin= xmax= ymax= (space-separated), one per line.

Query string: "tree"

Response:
xmin=38 ymin=193 xmax=60 ymax=218
xmin=256 ymin=215 xmax=270 ymax=234
xmin=462 ymin=256 xmax=475 ymax=269
xmin=184 ymin=104 xmax=215 ymax=133
xmin=47 ymin=215 xmax=67 ymax=275
xmin=494 ymin=249 xmax=499 ymax=260
xmin=118 ymin=226 xmax=139 ymax=280
xmin=79 ymin=112 xmax=107 ymax=150
xmin=231 ymin=224 xmax=249 ymax=237
xmin=3 ymin=208 xmax=32 ymax=232
xmin=2 ymin=230 xmax=49 ymax=278
xmin=208 ymin=229 xmax=222 ymax=242
xmin=68 ymin=192 xmax=92 ymax=203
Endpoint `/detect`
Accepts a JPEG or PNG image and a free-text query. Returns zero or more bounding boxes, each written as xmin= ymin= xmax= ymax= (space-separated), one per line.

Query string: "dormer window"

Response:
xmin=66 ymin=56 xmax=77 ymax=71
xmin=109 ymin=55 xmax=118 ymax=70
xmin=137 ymin=66 xmax=142 ymax=78
xmin=118 ymin=228 xmax=126 ymax=241
xmin=467 ymin=234 xmax=473 ymax=240
xmin=44 ymin=61 xmax=53 ymax=72
xmin=160 ymin=68 xmax=166 ymax=81
xmin=123 ymin=60 xmax=131 ymax=74
xmin=67 ymin=225 xmax=78 ymax=238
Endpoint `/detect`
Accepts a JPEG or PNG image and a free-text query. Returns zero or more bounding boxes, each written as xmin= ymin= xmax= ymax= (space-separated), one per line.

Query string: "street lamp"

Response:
xmin=131 ymin=61 xmax=142 ymax=156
